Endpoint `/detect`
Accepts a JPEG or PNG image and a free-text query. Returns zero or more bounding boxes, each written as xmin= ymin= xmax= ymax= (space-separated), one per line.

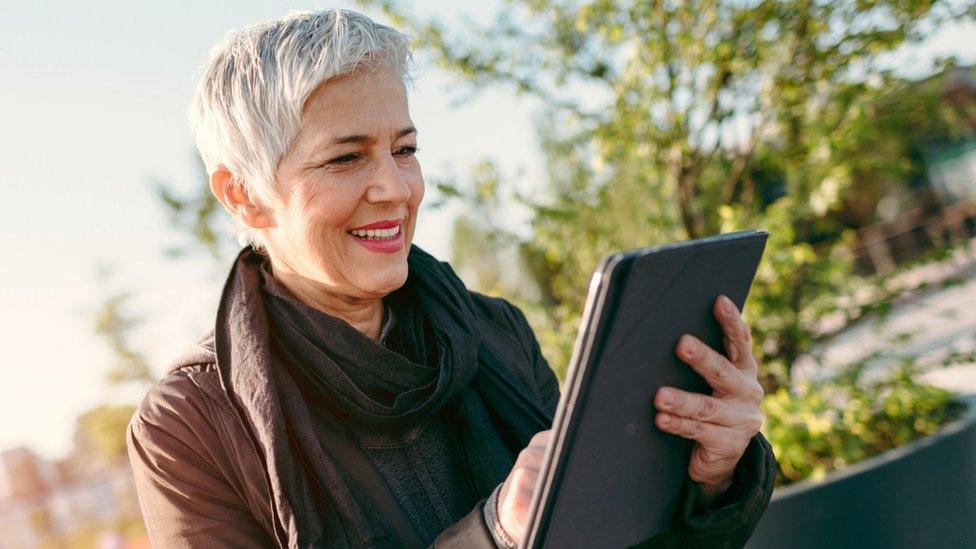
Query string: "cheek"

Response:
xmin=289 ymin=198 xmax=351 ymax=264
xmin=412 ymin=183 xmax=425 ymax=210
xmin=407 ymin=175 xmax=424 ymax=239
xmin=409 ymin=170 xmax=425 ymax=210
xmin=303 ymin=187 xmax=358 ymax=234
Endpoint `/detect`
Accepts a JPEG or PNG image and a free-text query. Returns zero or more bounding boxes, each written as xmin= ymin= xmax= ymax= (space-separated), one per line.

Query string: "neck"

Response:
xmin=269 ymin=263 xmax=385 ymax=341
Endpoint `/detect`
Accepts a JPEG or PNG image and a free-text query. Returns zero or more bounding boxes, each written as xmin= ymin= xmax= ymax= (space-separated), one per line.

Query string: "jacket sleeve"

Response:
xmin=500 ymin=299 xmax=775 ymax=548
xmin=663 ymin=432 xmax=776 ymax=548
xmin=126 ymin=373 xmax=276 ymax=548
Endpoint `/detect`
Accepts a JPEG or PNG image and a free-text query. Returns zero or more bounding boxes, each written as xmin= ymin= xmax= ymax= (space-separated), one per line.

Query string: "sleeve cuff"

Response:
xmin=483 ymin=482 xmax=518 ymax=549
xmin=670 ymin=433 xmax=777 ymax=547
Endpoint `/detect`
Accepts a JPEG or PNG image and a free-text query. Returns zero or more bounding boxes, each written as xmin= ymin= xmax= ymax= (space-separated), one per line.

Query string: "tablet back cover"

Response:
xmin=530 ymin=231 xmax=767 ymax=548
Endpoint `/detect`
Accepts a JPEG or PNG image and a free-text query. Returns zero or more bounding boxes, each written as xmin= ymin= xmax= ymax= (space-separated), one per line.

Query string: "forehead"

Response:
xmin=296 ymin=66 xmax=412 ymax=148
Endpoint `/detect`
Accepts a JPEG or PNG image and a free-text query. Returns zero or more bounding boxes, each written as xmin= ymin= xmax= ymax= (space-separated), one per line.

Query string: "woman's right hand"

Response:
xmin=497 ymin=429 xmax=552 ymax=546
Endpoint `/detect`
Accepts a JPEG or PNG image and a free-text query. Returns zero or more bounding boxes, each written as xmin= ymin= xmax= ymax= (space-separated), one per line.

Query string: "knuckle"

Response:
xmin=734 ymin=322 xmax=752 ymax=344
xmin=512 ymin=495 xmax=530 ymax=516
xmin=500 ymin=495 xmax=526 ymax=520
xmin=713 ymin=361 xmax=731 ymax=382
xmin=519 ymin=445 xmax=542 ymax=462
xmin=518 ymin=455 xmax=539 ymax=474
xmin=511 ymin=466 xmax=529 ymax=486
xmin=528 ymin=431 xmax=550 ymax=449
xmin=699 ymin=397 xmax=718 ymax=421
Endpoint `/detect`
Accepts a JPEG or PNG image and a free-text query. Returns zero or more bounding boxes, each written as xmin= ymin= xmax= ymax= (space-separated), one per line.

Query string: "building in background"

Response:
xmin=0 ymin=440 xmax=144 ymax=547
xmin=926 ymin=68 xmax=976 ymax=203
xmin=843 ymin=65 xmax=976 ymax=274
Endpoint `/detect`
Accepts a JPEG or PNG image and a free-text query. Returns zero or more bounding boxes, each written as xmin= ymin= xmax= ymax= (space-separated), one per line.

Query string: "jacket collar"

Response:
xmin=168 ymin=329 xmax=217 ymax=373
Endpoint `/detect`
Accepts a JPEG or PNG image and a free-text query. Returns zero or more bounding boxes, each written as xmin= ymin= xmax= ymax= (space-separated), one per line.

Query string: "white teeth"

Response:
xmin=350 ymin=225 xmax=401 ymax=239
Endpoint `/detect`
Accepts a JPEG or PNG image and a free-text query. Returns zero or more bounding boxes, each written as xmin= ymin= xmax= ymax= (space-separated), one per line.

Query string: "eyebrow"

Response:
xmin=331 ymin=127 xmax=417 ymax=145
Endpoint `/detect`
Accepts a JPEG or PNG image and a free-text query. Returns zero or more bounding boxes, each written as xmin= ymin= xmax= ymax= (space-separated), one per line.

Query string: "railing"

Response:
xmin=851 ymin=199 xmax=976 ymax=275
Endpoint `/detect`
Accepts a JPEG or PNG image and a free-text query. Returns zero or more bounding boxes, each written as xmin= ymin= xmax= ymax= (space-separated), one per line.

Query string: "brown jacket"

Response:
xmin=127 ymin=293 xmax=773 ymax=548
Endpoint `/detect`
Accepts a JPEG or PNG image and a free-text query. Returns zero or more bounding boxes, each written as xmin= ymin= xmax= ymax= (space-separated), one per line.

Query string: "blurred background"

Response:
xmin=2 ymin=0 xmax=975 ymax=546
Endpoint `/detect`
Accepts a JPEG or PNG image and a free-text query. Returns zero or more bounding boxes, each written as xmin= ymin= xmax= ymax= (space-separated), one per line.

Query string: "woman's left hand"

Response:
xmin=653 ymin=295 xmax=765 ymax=499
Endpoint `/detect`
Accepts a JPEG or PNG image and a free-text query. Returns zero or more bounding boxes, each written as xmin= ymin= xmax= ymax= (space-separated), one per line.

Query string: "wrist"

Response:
xmin=696 ymin=474 xmax=733 ymax=507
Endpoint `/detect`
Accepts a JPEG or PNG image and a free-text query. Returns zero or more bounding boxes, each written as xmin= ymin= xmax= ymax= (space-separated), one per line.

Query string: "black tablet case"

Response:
xmin=524 ymin=231 xmax=768 ymax=549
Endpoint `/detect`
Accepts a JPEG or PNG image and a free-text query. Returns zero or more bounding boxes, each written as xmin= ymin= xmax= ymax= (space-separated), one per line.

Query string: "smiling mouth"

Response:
xmin=347 ymin=224 xmax=402 ymax=240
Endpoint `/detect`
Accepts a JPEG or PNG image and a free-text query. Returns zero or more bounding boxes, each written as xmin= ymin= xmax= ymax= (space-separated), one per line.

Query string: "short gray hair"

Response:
xmin=188 ymin=9 xmax=413 ymax=244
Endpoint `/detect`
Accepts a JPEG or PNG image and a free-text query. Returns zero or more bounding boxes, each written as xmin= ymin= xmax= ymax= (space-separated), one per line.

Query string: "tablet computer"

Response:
xmin=522 ymin=230 xmax=768 ymax=549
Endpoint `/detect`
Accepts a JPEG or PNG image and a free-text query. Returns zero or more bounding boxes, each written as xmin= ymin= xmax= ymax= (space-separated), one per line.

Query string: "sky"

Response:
xmin=0 ymin=1 xmax=973 ymax=460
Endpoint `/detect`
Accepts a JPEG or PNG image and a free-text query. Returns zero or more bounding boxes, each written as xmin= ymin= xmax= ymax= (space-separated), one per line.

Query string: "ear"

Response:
xmin=209 ymin=166 xmax=273 ymax=229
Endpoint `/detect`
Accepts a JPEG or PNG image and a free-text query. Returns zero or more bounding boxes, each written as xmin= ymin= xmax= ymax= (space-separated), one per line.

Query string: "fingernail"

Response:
xmin=680 ymin=335 xmax=697 ymax=358
xmin=721 ymin=295 xmax=735 ymax=313
xmin=659 ymin=389 xmax=673 ymax=407
xmin=659 ymin=413 xmax=671 ymax=426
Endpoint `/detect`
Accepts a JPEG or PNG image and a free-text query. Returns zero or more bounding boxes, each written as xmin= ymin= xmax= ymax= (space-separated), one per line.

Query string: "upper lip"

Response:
xmin=349 ymin=218 xmax=403 ymax=231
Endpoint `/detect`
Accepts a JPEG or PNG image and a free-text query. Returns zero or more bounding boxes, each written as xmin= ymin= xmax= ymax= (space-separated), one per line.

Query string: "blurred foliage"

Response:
xmin=73 ymin=404 xmax=138 ymax=464
xmin=93 ymin=289 xmax=153 ymax=386
xmin=36 ymin=517 xmax=147 ymax=549
xmin=361 ymin=0 xmax=976 ymax=392
xmin=764 ymin=362 xmax=964 ymax=486
xmin=154 ymin=153 xmax=231 ymax=262
xmin=89 ymin=271 xmax=153 ymax=474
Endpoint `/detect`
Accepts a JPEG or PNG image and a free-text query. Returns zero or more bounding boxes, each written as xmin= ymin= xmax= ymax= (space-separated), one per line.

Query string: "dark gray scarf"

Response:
xmin=213 ymin=246 xmax=553 ymax=548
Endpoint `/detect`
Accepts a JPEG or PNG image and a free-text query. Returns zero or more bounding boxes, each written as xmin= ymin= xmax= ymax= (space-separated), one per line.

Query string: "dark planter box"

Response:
xmin=747 ymin=395 xmax=976 ymax=549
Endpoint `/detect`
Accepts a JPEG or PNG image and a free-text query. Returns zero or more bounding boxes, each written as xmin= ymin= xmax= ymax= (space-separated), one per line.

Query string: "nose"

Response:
xmin=366 ymin=153 xmax=412 ymax=205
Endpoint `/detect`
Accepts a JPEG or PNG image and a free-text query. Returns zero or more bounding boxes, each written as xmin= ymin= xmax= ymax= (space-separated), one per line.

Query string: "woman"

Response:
xmin=127 ymin=9 xmax=775 ymax=548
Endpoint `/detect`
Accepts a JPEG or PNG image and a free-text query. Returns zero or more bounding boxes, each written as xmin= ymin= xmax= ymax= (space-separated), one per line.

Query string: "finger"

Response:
xmin=677 ymin=335 xmax=756 ymax=397
xmin=655 ymin=388 xmax=735 ymax=426
xmin=529 ymin=429 xmax=552 ymax=447
xmin=516 ymin=483 xmax=537 ymax=502
xmin=655 ymin=388 xmax=765 ymax=429
xmin=655 ymin=413 xmax=740 ymax=453
xmin=516 ymin=445 xmax=547 ymax=467
xmin=655 ymin=387 xmax=725 ymax=423
xmin=501 ymin=467 xmax=537 ymax=514
xmin=510 ymin=463 xmax=540 ymax=487
xmin=506 ymin=465 xmax=540 ymax=509
xmin=714 ymin=295 xmax=756 ymax=371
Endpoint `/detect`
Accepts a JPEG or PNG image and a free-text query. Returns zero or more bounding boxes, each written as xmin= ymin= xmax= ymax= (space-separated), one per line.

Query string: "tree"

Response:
xmin=93 ymin=273 xmax=153 ymax=387
xmin=154 ymin=154 xmax=234 ymax=262
xmin=87 ymin=270 xmax=153 ymax=467
xmin=72 ymin=404 xmax=138 ymax=465
xmin=360 ymin=0 xmax=976 ymax=389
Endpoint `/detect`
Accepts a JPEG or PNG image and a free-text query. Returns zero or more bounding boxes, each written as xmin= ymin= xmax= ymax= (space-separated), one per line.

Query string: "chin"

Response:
xmin=361 ymin=260 xmax=409 ymax=297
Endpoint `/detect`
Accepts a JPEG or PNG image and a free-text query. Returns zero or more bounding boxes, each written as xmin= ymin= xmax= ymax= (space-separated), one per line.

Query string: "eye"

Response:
xmin=394 ymin=146 xmax=419 ymax=157
xmin=325 ymin=153 xmax=362 ymax=166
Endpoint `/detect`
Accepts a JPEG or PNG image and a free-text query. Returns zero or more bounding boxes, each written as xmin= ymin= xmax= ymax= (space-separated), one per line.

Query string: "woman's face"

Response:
xmin=261 ymin=66 xmax=424 ymax=302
